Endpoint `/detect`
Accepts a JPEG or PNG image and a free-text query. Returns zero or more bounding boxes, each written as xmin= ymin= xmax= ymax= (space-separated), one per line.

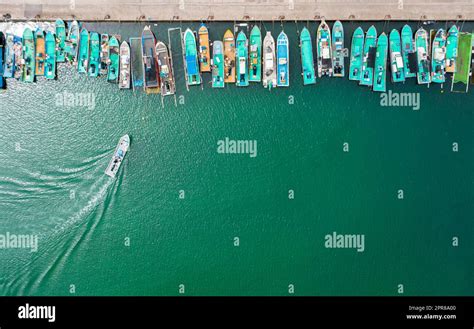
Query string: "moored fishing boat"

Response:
xmin=155 ymin=41 xmax=175 ymax=95
xmin=415 ymin=27 xmax=431 ymax=84
xmin=119 ymin=41 xmax=131 ymax=89
xmin=332 ymin=20 xmax=345 ymax=77
xmin=184 ymin=28 xmax=201 ymax=86
xmin=55 ymin=19 xmax=66 ymax=62
xmin=401 ymin=24 xmax=417 ymax=78
xmin=3 ymin=33 xmax=14 ymax=78
xmin=316 ymin=20 xmax=332 ymax=77
xmin=100 ymin=34 xmax=110 ymax=75
xmin=105 ymin=135 xmax=130 ymax=178
xmin=431 ymin=28 xmax=446 ymax=83
xmin=349 ymin=27 xmax=364 ymax=81
xmin=360 ymin=25 xmax=377 ymax=86
xmin=22 ymin=28 xmax=35 ymax=82
xmin=35 ymin=29 xmax=45 ymax=76
xmin=108 ymin=35 xmax=120 ymax=83
xmin=211 ymin=40 xmax=225 ymax=88
xmin=223 ymin=29 xmax=236 ymax=84
xmin=77 ymin=28 xmax=89 ymax=74
xmin=44 ymin=31 xmax=56 ymax=79
xmin=445 ymin=25 xmax=459 ymax=73
xmin=65 ymin=20 xmax=79 ymax=64
xmin=0 ymin=32 xmax=4 ymax=89
xmin=13 ymin=35 xmax=23 ymax=80
xmin=299 ymin=27 xmax=315 ymax=85
xmin=129 ymin=37 xmax=144 ymax=90
xmin=373 ymin=32 xmax=388 ymax=92
xmin=248 ymin=25 xmax=261 ymax=82
xmin=88 ymin=32 xmax=100 ymax=77
xmin=276 ymin=31 xmax=289 ymax=87
xmin=198 ymin=24 xmax=211 ymax=72
xmin=389 ymin=29 xmax=405 ymax=83
xmin=141 ymin=26 xmax=159 ymax=92
xmin=235 ymin=31 xmax=249 ymax=87
xmin=262 ymin=31 xmax=277 ymax=89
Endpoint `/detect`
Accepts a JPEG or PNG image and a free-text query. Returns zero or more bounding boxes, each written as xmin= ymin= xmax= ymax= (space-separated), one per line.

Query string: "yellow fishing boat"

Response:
xmin=198 ymin=24 xmax=211 ymax=72
xmin=223 ymin=29 xmax=236 ymax=83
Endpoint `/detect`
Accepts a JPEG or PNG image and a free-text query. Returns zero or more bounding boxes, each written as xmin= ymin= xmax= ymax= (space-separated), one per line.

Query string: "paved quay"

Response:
xmin=1 ymin=0 xmax=473 ymax=21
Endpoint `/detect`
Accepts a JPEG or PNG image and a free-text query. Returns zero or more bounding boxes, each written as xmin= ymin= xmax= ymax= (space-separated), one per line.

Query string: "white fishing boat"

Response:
xmin=119 ymin=41 xmax=131 ymax=89
xmin=262 ymin=31 xmax=277 ymax=89
xmin=105 ymin=135 xmax=130 ymax=178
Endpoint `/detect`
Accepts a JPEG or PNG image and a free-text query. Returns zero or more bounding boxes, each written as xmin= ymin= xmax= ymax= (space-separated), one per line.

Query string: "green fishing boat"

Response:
xmin=415 ymin=27 xmax=431 ymax=85
xmin=431 ymin=28 xmax=446 ymax=83
xmin=373 ymin=32 xmax=388 ymax=92
xmin=55 ymin=19 xmax=66 ymax=62
xmin=332 ymin=20 xmax=345 ymax=77
xmin=44 ymin=31 xmax=56 ymax=79
xmin=88 ymin=32 xmax=100 ymax=77
xmin=401 ymin=24 xmax=416 ymax=78
xmin=299 ymin=27 xmax=315 ymax=85
xmin=360 ymin=25 xmax=377 ymax=86
xmin=389 ymin=29 xmax=405 ymax=83
xmin=248 ymin=25 xmax=261 ymax=82
xmin=184 ymin=28 xmax=201 ymax=86
xmin=445 ymin=25 xmax=459 ymax=73
xmin=236 ymin=31 xmax=249 ymax=87
xmin=65 ymin=20 xmax=79 ymax=64
xmin=77 ymin=28 xmax=89 ymax=74
xmin=22 ymin=28 xmax=35 ymax=83
xmin=211 ymin=40 xmax=225 ymax=88
xmin=349 ymin=27 xmax=364 ymax=81
xmin=107 ymin=36 xmax=119 ymax=82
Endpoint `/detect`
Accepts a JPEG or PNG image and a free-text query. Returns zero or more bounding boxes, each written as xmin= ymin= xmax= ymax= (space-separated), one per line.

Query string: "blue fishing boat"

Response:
xmin=360 ymin=25 xmax=377 ymax=86
xmin=276 ymin=31 xmax=289 ymax=87
xmin=401 ymin=24 xmax=417 ymax=79
xmin=3 ymin=33 xmax=14 ymax=78
xmin=0 ymin=32 xmax=4 ymax=89
xmin=183 ymin=28 xmax=201 ymax=86
xmin=235 ymin=31 xmax=249 ymax=87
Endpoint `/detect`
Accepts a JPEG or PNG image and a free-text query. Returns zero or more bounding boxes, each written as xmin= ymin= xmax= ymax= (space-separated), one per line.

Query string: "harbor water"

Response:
xmin=0 ymin=21 xmax=473 ymax=296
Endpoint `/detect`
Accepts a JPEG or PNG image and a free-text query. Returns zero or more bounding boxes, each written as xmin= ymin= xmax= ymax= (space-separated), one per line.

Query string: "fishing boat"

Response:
xmin=415 ymin=27 xmax=431 ymax=84
xmin=88 ymin=32 xmax=100 ymax=77
xmin=108 ymin=35 xmax=120 ymax=83
xmin=401 ymin=24 xmax=417 ymax=79
xmin=299 ymin=27 xmax=315 ymax=85
xmin=100 ymin=34 xmax=110 ymax=75
xmin=211 ymin=40 xmax=225 ymax=88
xmin=0 ymin=32 xmax=4 ymax=89
xmin=22 ymin=28 xmax=35 ymax=83
xmin=13 ymin=35 xmax=23 ymax=80
xmin=3 ymin=33 xmax=14 ymax=78
xmin=332 ymin=20 xmax=345 ymax=77
xmin=276 ymin=31 xmax=289 ymax=87
xmin=118 ymin=41 xmax=131 ymax=89
xmin=349 ymin=27 xmax=364 ymax=81
xmin=77 ymin=28 xmax=89 ymax=74
xmin=262 ymin=31 xmax=277 ymax=89
xmin=129 ymin=37 xmax=144 ymax=90
xmin=373 ymin=32 xmax=388 ymax=92
xmin=44 ymin=31 xmax=56 ymax=79
xmin=249 ymin=25 xmax=262 ymax=82
xmin=155 ymin=41 xmax=175 ymax=95
xmin=55 ymin=19 xmax=66 ymax=62
xmin=236 ymin=31 xmax=249 ymax=87
xmin=431 ymin=28 xmax=446 ymax=83
xmin=223 ymin=29 xmax=236 ymax=84
xmin=65 ymin=20 xmax=79 ymax=64
xmin=35 ymin=29 xmax=45 ymax=76
xmin=198 ymin=24 xmax=211 ymax=72
xmin=105 ymin=135 xmax=130 ymax=178
xmin=445 ymin=25 xmax=459 ymax=73
xmin=183 ymin=28 xmax=201 ymax=86
xmin=389 ymin=29 xmax=405 ymax=83
xmin=360 ymin=25 xmax=377 ymax=86
xmin=316 ymin=20 xmax=333 ymax=77
xmin=141 ymin=26 xmax=159 ymax=91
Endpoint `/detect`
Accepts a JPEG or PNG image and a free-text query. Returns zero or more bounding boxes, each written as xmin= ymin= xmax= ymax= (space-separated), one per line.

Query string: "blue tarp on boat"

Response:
xmin=186 ymin=55 xmax=198 ymax=75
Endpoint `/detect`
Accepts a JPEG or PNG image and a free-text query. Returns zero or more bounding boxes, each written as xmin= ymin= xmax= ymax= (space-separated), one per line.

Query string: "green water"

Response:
xmin=0 ymin=22 xmax=473 ymax=296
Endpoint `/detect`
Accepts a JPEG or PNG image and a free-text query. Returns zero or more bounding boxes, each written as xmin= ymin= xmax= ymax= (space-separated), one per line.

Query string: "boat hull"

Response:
xmin=389 ymin=29 xmax=405 ymax=83
xmin=317 ymin=21 xmax=333 ymax=77
xmin=373 ymin=33 xmax=388 ymax=92
xmin=223 ymin=29 xmax=236 ymax=84
xmin=300 ymin=27 xmax=315 ymax=85
xmin=119 ymin=41 xmax=131 ymax=89
xmin=332 ymin=21 xmax=345 ymax=77
xmin=88 ymin=32 xmax=100 ymax=77
xmin=22 ymin=28 xmax=35 ymax=83
xmin=3 ymin=33 xmax=15 ymax=79
xmin=212 ymin=40 xmax=225 ymax=88
xmin=236 ymin=31 xmax=249 ymax=87
xmin=65 ymin=20 xmax=79 ymax=64
xmin=45 ymin=31 xmax=56 ymax=80
xmin=415 ymin=28 xmax=431 ymax=85
xmin=401 ymin=24 xmax=417 ymax=78
xmin=262 ymin=31 xmax=277 ymax=89
xmin=445 ymin=25 xmax=459 ymax=73
xmin=108 ymin=36 xmax=120 ymax=83
xmin=276 ymin=31 xmax=289 ymax=87
xmin=360 ymin=25 xmax=377 ymax=86
xmin=156 ymin=41 xmax=176 ymax=95
xmin=105 ymin=135 xmax=130 ymax=178
xmin=198 ymin=25 xmax=211 ymax=72
xmin=431 ymin=29 xmax=446 ymax=83
xmin=35 ymin=30 xmax=45 ymax=76
xmin=349 ymin=27 xmax=364 ymax=81
xmin=248 ymin=26 xmax=262 ymax=82
xmin=77 ymin=29 xmax=89 ymax=74
xmin=184 ymin=29 xmax=201 ymax=86
xmin=55 ymin=19 xmax=66 ymax=62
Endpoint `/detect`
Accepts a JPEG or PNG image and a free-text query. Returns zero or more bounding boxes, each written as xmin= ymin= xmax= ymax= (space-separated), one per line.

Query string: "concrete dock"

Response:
xmin=0 ymin=0 xmax=473 ymax=21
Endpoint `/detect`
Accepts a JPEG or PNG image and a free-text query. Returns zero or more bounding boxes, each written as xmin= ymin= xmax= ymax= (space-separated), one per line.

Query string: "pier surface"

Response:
xmin=1 ymin=0 xmax=473 ymax=21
